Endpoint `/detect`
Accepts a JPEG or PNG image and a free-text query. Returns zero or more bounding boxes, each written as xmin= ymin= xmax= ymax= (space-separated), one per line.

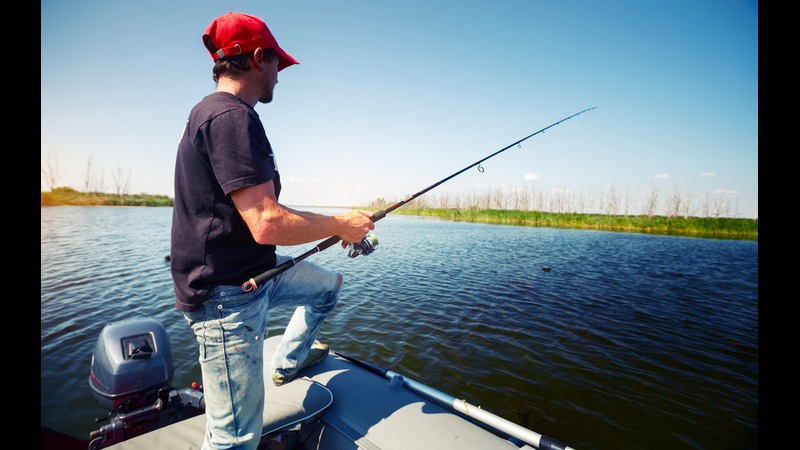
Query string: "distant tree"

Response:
xmin=112 ymin=164 xmax=132 ymax=197
xmin=536 ymin=190 xmax=545 ymax=212
xmin=83 ymin=156 xmax=106 ymax=194
xmin=682 ymin=187 xmax=696 ymax=219
xmin=551 ymin=189 xmax=565 ymax=214
xmin=414 ymin=193 xmax=430 ymax=209
xmin=492 ymin=186 xmax=505 ymax=209
xmin=606 ymin=183 xmax=619 ymax=216
xmin=643 ymin=185 xmax=660 ymax=217
xmin=436 ymin=191 xmax=450 ymax=209
xmin=700 ymin=191 xmax=741 ymax=219
xmin=573 ymin=190 xmax=584 ymax=213
xmin=623 ymin=187 xmax=634 ymax=216
xmin=83 ymin=156 xmax=93 ymax=193
xmin=476 ymin=189 xmax=490 ymax=209
xmin=559 ymin=188 xmax=573 ymax=214
xmin=450 ymin=191 xmax=462 ymax=209
xmin=512 ymin=186 xmax=527 ymax=211
xmin=41 ymin=150 xmax=63 ymax=191
xmin=713 ymin=192 xmax=732 ymax=219
xmin=663 ymin=185 xmax=681 ymax=218
xmin=572 ymin=190 xmax=583 ymax=213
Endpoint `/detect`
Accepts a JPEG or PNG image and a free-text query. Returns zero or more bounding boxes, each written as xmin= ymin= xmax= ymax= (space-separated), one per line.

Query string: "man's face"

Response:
xmin=259 ymin=53 xmax=280 ymax=104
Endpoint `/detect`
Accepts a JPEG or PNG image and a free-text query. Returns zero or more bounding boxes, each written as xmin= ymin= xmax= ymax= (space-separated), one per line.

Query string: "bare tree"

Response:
xmin=464 ymin=190 xmax=477 ymax=210
xmin=492 ymin=186 xmax=506 ymax=209
xmin=453 ymin=191 xmax=463 ymax=209
xmin=606 ymin=183 xmax=619 ymax=216
xmin=435 ymin=191 xmax=449 ymax=209
xmin=534 ymin=189 xmax=545 ymax=212
xmin=512 ymin=186 xmax=527 ymax=210
xmin=623 ymin=187 xmax=634 ymax=216
xmin=682 ymin=186 xmax=696 ymax=218
xmin=663 ymin=185 xmax=681 ymax=218
xmin=481 ymin=189 xmax=491 ymax=209
xmin=527 ymin=188 xmax=537 ymax=211
xmin=551 ymin=188 xmax=568 ymax=214
xmin=643 ymin=185 xmax=660 ymax=217
xmin=83 ymin=156 xmax=93 ymax=193
xmin=413 ymin=193 xmax=430 ymax=209
xmin=713 ymin=195 xmax=725 ymax=218
xmin=571 ymin=190 xmax=582 ymax=213
xmin=41 ymin=150 xmax=64 ymax=191
xmin=576 ymin=189 xmax=590 ymax=214
xmin=83 ymin=156 xmax=107 ymax=194
xmin=112 ymin=164 xmax=132 ymax=197
xmin=713 ymin=192 xmax=732 ymax=218
xmin=94 ymin=170 xmax=107 ymax=193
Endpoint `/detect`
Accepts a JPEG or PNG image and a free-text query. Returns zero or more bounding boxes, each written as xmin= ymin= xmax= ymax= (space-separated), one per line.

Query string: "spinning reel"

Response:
xmin=347 ymin=233 xmax=379 ymax=258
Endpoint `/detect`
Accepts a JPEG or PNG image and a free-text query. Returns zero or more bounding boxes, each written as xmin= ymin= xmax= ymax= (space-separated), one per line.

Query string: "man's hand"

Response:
xmin=336 ymin=210 xmax=375 ymax=245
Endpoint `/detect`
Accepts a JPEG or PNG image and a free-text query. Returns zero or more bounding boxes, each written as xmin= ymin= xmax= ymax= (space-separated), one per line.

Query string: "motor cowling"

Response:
xmin=89 ymin=318 xmax=175 ymax=413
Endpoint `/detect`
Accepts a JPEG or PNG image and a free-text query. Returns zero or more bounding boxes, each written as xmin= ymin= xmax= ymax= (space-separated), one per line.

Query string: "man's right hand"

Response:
xmin=336 ymin=210 xmax=376 ymax=244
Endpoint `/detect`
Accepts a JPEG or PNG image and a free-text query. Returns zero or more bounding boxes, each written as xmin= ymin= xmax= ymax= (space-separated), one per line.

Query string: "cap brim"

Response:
xmin=275 ymin=47 xmax=299 ymax=71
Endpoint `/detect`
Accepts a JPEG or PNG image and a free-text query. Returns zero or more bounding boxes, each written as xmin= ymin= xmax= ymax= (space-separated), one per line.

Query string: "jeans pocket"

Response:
xmin=187 ymin=285 xmax=268 ymax=351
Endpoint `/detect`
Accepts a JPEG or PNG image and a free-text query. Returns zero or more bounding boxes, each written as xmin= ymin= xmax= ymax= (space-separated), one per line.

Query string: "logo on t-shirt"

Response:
xmin=269 ymin=152 xmax=279 ymax=172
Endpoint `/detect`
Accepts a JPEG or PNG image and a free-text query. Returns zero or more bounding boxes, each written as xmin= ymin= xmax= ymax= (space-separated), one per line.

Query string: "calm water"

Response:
xmin=41 ymin=206 xmax=758 ymax=449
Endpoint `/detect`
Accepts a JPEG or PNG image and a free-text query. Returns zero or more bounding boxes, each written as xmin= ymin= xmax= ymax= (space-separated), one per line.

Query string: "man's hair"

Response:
xmin=211 ymin=48 xmax=279 ymax=82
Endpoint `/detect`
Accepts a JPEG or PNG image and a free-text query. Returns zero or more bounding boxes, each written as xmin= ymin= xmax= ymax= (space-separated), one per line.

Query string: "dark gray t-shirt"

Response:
xmin=171 ymin=92 xmax=281 ymax=312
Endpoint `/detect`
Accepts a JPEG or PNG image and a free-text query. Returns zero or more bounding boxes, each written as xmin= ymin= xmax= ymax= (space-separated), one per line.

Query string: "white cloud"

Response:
xmin=524 ymin=173 xmax=540 ymax=181
xmin=653 ymin=173 xmax=669 ymax=179
xmin=700 ymin=172 xmax=716 ymax=177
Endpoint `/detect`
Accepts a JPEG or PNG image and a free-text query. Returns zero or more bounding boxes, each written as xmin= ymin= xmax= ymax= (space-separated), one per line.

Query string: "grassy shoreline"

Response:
xmin=41 ymin=187 xmax=173 ymax=207
xmin=393 ymin=208 xmax=757 ymax=241
xmin=40 ymin=188 xmax=757 ymax=241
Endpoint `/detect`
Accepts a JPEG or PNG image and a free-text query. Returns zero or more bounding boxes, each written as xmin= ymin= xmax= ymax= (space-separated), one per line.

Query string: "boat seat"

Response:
xmin=105 ymin=336 xmax=333 ymax=450
xmin=260 ymin=336 xmax=334 ymax=439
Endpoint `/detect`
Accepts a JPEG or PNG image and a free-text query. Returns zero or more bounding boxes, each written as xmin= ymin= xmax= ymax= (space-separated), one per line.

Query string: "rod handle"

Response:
xmin=372 ymin=209 xmax=387 ymax=222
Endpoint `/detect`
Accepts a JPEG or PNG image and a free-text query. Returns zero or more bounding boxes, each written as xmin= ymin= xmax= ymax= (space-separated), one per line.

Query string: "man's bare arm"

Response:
xmin=231 ymin=180 xmax=374 ymax=246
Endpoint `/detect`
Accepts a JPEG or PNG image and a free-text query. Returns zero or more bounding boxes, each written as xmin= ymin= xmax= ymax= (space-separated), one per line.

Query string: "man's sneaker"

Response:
xmin=272 ymin=341 xmax=330 ymax=387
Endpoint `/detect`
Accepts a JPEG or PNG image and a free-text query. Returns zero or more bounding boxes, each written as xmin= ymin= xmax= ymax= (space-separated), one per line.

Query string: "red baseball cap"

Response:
xmin=202 ymin=12 xmax=299 ymax=71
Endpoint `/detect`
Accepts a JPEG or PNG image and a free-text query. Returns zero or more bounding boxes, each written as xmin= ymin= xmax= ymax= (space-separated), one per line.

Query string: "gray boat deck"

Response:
xmin=105 ymin=335 xmax=531 ymax=450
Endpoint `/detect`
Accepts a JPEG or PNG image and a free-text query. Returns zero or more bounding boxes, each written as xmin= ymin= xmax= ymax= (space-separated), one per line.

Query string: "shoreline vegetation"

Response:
xmin=41 ymin=187 xmax=174 ymax=207
xmin=41 ymin=187 xmax=757 ymax=241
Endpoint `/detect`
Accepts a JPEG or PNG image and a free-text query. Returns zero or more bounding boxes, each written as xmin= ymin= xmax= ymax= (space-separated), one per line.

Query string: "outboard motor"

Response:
xmin=87 ymin=318 xmax=204 ymax=449
xmin=89 ymin=318 xmax=174 ymax=411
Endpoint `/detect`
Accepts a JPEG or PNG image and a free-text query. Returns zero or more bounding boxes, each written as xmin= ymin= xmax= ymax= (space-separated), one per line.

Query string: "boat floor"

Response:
xmin=104 ymin=335 xmax=532 ymax=450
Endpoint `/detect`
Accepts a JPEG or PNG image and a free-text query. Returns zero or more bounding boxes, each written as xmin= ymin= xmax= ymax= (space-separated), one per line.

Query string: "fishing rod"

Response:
xmin=241 ymin=106 xmax=596 ymax=292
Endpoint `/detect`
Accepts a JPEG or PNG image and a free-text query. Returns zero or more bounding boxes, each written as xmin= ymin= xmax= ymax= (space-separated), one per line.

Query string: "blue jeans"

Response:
xmin=183 ymin=256 xmax=342 ymax=450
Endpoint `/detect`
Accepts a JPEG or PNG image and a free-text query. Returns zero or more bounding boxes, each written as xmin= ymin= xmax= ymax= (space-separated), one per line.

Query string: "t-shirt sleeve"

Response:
xmin=206 ymin=108 xmax=276 ymax=195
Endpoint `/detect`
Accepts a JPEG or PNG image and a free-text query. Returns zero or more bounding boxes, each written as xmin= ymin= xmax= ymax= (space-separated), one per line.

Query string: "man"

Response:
xmin=170 ymin=12 xmax=375 ymax=450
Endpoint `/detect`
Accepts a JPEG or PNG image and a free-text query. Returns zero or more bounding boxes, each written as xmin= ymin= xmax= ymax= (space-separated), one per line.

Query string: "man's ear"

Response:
xmin=253 ymin=47 xmax=265 ymax=69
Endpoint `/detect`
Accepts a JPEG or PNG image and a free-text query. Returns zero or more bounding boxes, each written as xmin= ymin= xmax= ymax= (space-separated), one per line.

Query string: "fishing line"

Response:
xmin=242 ymin=106 xmax=597 ymax=292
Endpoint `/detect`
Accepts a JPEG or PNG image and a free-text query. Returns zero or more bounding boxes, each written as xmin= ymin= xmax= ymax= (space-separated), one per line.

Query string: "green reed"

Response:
xmin=394 ymin=208 xmax=757 ymax=240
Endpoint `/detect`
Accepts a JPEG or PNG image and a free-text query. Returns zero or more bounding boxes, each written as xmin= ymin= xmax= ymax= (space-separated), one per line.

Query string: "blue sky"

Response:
xmin=41 ymin=0 xmax=758 ymax=218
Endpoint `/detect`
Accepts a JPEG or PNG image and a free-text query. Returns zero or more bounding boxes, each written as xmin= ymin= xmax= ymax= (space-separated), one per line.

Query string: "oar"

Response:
xmin=331 ymin=350 xmax=576 ymax=450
